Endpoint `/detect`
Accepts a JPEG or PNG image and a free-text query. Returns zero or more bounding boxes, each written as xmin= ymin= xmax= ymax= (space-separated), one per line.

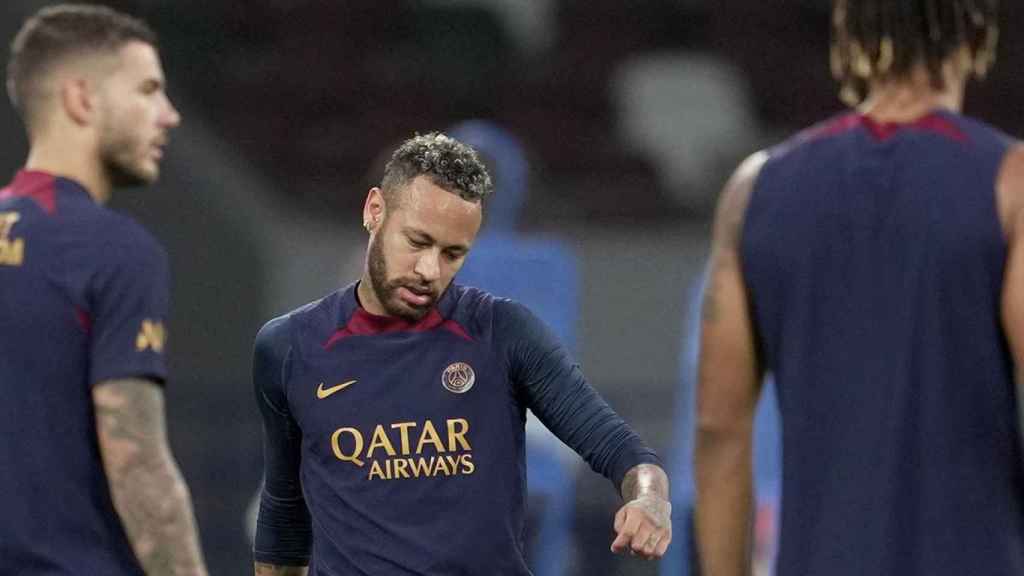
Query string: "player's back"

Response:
xmin=0 ymin=171 xmax=148 ymax=575
xmin=741 ymin=111 xmax=1024 ymax=575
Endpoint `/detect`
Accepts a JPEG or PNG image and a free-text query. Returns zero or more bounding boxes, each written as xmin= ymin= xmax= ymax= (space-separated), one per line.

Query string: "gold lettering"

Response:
xmin=333 ymin=418 xmax=476 ymax=480
xmin=410 ymin=457 xmax=432 ymax=477
xmin=0 ymin=239 xmax=24 ymax=266
xmin=0 ymin=212 xmax=20 ymax=239
xmin=368 ymin=460 xmax=386 ymax=480
xmin=331 ymin=427 xmax=365 ymax=466
xmin=460 ymin=454 xmax=475 ymax=474
xmin=361 ymin=455 xmax=476 ymax=481
xmin=446 ymin=418 xmax=471 ymax=452
xmin=391 ymin=421 xmax=416 ymax=455
xmin=366 ymin=425 xmax=397 ymax=458
xmin=415 ymin=420 xmax=446 ymax=455
xmin=135 ymin=320 xmax=167 ymax=353
xmin=392 ymin=458 xmax=411 ymax=479
xmin=433 ymin=454 xmax=452 ymax=476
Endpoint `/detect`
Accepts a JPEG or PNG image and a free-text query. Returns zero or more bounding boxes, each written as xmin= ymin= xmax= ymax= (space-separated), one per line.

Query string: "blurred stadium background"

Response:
xmin=1 ymin=1 xmax=1022 ymax=574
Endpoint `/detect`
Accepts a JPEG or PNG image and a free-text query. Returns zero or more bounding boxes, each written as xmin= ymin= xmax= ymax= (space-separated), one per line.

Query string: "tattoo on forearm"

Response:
xmin=94 ymin=379 xmax=208 ymax=576
xmin=621 ymin=466 xmax=642 ymax=500
xmin=621 ymin=463 xmax=670 ymax=501
xmin=255 ymin=562 xmax=309 ymax=576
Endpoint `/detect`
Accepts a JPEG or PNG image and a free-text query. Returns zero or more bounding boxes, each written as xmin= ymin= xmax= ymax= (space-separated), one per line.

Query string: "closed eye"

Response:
xmin=140 ymin=78 xmax=164 ymax=95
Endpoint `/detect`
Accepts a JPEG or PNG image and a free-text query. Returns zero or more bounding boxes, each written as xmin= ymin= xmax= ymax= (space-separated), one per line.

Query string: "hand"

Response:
xmin=610 ymin=494 xmax=672 ymax=559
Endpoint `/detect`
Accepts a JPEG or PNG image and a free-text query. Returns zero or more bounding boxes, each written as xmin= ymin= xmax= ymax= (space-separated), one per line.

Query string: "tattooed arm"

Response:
xmin=254 ymin=563 xmax=308 ymax=575
xmin=694 ymin=152 xmax=767 ymax=576
xmin=93 ymin=378 xmax=208 ymax=576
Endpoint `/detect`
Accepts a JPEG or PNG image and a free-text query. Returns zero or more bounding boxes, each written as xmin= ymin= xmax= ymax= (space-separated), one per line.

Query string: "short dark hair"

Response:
xmin=831 ymin=0 xmax=999 ymax=104
xmin=6 ymin=3 xmax=157 ymax=126
xmin=381 ymin=133 xmax=493 ymax=204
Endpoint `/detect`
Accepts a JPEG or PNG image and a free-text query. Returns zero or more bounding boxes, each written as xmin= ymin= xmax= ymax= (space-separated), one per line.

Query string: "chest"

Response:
xmin=287 ymin=332 xmax=521 ymax=464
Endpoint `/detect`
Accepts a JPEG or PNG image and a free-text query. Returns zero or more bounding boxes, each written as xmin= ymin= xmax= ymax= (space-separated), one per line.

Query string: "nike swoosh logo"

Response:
xmin=316 ymin=379 xmax=357 ymax=399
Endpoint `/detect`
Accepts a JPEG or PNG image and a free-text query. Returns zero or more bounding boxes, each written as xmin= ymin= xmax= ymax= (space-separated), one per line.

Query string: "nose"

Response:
xmin=413 ymin=250 xmax=441 ymax=284
xmin=162 ymin=96 xmax=182 ymax=129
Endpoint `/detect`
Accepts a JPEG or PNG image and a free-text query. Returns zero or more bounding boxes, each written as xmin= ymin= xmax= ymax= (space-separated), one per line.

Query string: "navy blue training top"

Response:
xmin=742 ymin=111 xmax=1024 ymax=575
xmin=0 ymin=170 xmax=169 ymax=574
xmin=254 ymin=283 xmax=659 ymax=575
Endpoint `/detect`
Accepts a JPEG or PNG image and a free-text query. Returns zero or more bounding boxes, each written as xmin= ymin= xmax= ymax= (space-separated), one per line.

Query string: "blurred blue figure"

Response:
xmin=660 ymin=272 xmax=781 ymax=576
xmin=449 ymin=120 xmax=579 ymax=576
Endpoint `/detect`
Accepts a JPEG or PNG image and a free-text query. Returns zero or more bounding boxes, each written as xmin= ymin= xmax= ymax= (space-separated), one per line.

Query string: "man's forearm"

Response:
xmin=94 ymin=380 xmax=208 ymax=575
xmin=255 ymin=562 xmax=308 ymax=575
xmin=109 ymin=459 xmax=208 ymax=575
xmin=694 ymin=426 xmax=754 ymax=576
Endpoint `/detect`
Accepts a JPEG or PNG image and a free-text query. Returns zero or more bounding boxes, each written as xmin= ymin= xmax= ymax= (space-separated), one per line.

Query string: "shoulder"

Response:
xmin=89 ymin=211 xmax=167 ymax=270
xmin=261 ymin=292 xmax=336 ymax=339
xmin=71 ymin=212 xmax=169 ymax=297
xmin=489 ymin=296 xmax=533 ymax=324
xmin=256 ymin=312 xmax=293 ymax=353
xmin=488 ymin=296 xmax=557 ymax=345
xmin=725 ymin=151 xmax=769 ymax=192
xmin=767 ymin=112 xmax=860 ymax=161
xmin=254 ymin=310 xmax=295 ymax=380
xmin=445 ymin=284 xmax=498 ymax=329
xmin=447 ymin=283 xmax=496 ymax=309
xmin=952 ymin=113 xmax=1017 ymax=147
xmin=714 ymin=151 xmax=770 ymax=246
xmin=253 ymin=312 xmax=296 ymax=406
xmin=996 ymin=143 xmax=1024 ymax=237
xmin=447 ymin=284 xmax=529 ymax=324
xmin=444 ymin=285 xmax=543 ymax=340
xmin=259 ymin=289 xmax=347 ymax=349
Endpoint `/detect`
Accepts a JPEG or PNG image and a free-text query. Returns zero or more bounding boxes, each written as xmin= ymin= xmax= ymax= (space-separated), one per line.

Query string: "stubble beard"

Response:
xmin=366 ymin=232 xmax=432 ymax=322
xmin=100 ymin=124 xmax=156 ymax=189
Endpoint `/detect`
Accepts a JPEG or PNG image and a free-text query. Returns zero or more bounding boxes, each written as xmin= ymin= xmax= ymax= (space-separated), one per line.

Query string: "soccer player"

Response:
xmin=695 ymin=1 xmax=1023 ymax=575
xmin=253 ymin=133 xmax=671 ymax=575
xmin=1 ymin=5 xmax=207 ymax=575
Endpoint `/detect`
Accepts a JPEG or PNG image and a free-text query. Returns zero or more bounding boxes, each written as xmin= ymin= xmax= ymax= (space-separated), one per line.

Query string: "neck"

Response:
xmin=858 ymin=63 xmax=967 ymax=123
xmin=356 ymin=275 xmax=387 ymax=316
xmin=24 ymin=137 xmax=110 ymax=204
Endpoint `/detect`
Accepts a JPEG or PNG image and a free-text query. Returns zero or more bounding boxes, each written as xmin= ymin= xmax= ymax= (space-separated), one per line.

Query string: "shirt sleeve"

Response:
xmin=497 ymin=300 xmax=661 ymax=489
xmin=88 ymin=219 xmax=170 ymax=386
xmin=253 ymin=315 xmax=312 ymax=566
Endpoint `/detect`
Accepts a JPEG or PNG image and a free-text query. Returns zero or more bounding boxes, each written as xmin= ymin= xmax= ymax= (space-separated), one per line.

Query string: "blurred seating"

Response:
xmin=150 ymin=0 xmax=1024 ymax=227
xmin=423 ymin=0 xmax=557 ymax=56
xmin=612 ymin=52 xmax=763 ymax=211
xmin=158 ymin=0 xmax=699 ymax=223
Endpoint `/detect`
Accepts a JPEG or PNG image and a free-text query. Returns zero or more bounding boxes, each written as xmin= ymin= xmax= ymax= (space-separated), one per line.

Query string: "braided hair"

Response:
xmin=831 ymin=0 xmax=999 ymax=104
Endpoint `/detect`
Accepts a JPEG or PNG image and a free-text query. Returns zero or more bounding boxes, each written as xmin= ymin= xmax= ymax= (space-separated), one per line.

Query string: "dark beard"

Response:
xmin=103 ymin=154 xmax=150 ymax=189
xmin=100 ymin=130 xmax=154 ymax=189
xmin=366 ymin=232 xmax=432 ymax=321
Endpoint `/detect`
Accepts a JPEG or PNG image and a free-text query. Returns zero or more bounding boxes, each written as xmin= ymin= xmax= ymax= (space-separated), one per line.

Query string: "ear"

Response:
xmin=59 ymin=77 xmax=96 ymax=127
xmin=363 ymin=187 xmax=386 ymax=233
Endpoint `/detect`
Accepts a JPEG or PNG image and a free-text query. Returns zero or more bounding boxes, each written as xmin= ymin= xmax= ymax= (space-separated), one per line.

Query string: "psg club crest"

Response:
xmin=441 ymin=362 xmax=475 ymax=394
